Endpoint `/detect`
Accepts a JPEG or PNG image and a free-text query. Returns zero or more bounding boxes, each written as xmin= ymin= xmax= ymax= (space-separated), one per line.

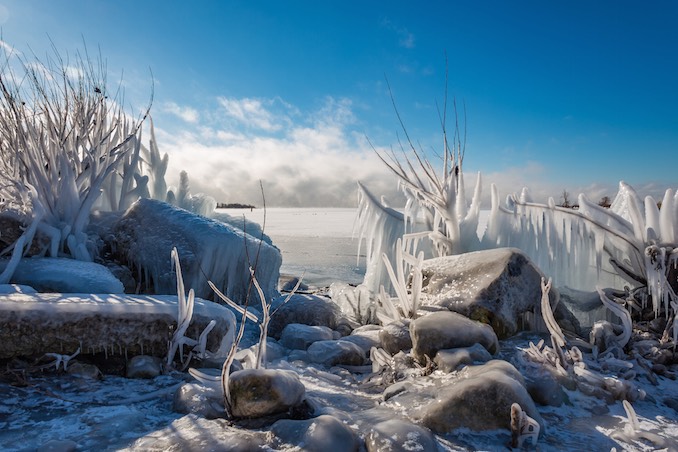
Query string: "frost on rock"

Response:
xmin=0 ymin=292 xmax=235 ymax=360
xmin=0 ymin=257 xmax=124 ymax=294
xmin=113 ymin=198 xmax=281 ymax=302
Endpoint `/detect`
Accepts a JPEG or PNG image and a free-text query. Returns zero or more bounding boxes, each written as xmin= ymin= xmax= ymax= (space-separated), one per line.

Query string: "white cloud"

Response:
xmin=155 ymin=96 xmax=401 ymax=207
xmin=0 ymin=39 xmax=18 ymax=55
xmin=163 ymin=101 xmax=199 ymax=123
xmin=216 ymin=96 xmax=286 ymax=132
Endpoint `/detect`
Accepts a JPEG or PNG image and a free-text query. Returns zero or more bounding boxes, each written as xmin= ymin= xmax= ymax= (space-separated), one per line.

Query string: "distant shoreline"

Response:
xmin=215 ymin=203 xmax=256 ymax=209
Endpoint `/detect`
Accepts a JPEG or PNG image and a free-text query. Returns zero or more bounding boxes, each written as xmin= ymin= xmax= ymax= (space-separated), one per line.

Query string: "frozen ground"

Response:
xmin=2 ymin=209 xmax=677 ymax=451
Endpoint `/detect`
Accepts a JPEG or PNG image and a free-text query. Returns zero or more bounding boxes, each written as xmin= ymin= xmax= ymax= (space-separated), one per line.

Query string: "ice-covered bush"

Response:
xmin=0 ymin=43 xmax=151 ymax=264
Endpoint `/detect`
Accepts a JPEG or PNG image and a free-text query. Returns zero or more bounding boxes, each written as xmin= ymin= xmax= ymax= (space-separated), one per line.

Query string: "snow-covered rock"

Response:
xmin=112 ymin=198 xmax=281 ymax=302
xmin=434 ymin=343 xmax=493 ymax=372
xmin=0 ymin=257 xmax=124 ymax=293
xmin=268 ymin=293 xmax=345 ymax=339
xmin=379 ymin=319 xmax=412 ymax=355
xmin=126 ymin=355 xmax=163 ymax=379
xmin=420 ymin=360 xmax=543 ymax=433
xmin=271 ymin=415 xmax=360 ymax=452
xmin=0 ymin=284 xmax=36 ymax=294
xmin=279 ymin=323 xmax=335 ymax=350
xmin=365 ymin=419 xmax=436 ymax=452
xmin=420 ymin=247 xmax=558 ymax=338
xmin=409 ymin=311 xmax=499 ymax=363
xmin=307 ymin=340 xmax=366 ymax=367
xmin=341 ymin=326 xmax=381 ymax=354
xmin=228 ymin=369 xmax=306 ymax=418
xmin=0 ymin=293 xmax=235 ymax=360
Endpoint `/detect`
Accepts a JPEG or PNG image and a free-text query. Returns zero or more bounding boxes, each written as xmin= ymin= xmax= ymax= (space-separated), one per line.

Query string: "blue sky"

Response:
xmin=1 ymin=1 xmax=676 ymax=206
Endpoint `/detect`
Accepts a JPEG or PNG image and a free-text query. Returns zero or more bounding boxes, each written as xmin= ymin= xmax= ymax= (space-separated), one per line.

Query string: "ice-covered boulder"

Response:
xmin=126 ymin=355 xmax=163 ymax=379
xmin=307 ymin=340 xmax=366 ymax=367
xmin=420 ymin=247 xmax=558 ymax=338
xmin=409 ymin=311 xmax=499 ymax=363
xmin=365 ymin=419 xmax=437 ymax=452
xmin=0 ymin=257 xmax=124 ymax=293
xmin=271 ymin=415 xmax=360 ymax=452
xmin=434 ymin=343 xmax=493 ymax=372
xmin=228 ymin=369 xmax=306 ymax=418
xmin=279 ymin=323 xmax=336 ymax=350
xmin=420 ymin=360 xmax=543 ymax=433
xmin=112 ymin=198 xmax=281 ymax=302
xmin=341 ymin=325 xmax=382 ymax=354
xmin=379 ymin=319 xmax=412 ymax=355
xmin=0 ymin=293 xmax=235 ymax=360
xmin=268 ymin=294 xmax=346 ymax=339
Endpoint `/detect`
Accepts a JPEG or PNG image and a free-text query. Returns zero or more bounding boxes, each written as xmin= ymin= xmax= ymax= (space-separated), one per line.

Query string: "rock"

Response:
xmin=173 ymin=382 xmax=225 ymax=419
xmin=307 ymin=340 xmax=366 ymax=367
xmin=366 ymin=419 xmax=437 ymax=452
xmin=341 ymin=327 xmax=382 ymax=354
xmin=383 ymin=381 xmax=412 ymax=401
xmin=112 ymin=198 xmax=281 ymax=302
xmin=0 ymin=213 xmax=50 ymax=256
xmin=0 ymin=257 xmax=124 ymax=293
xmin=379 ymin=320 xmax=412 ymax=355
xmin=229 ymin=369 xmax=306 ymax=418
xmin=526 ymin=372 xmax=568 ymax=407
xmin=420 ymin=247 xmax=560 ymax=338
xmin=66 ymin=362 xmax=102 ymax=379
xmin=268 ymin=294 xmax=344 ymax=339
xmin=271 ymin=415 xmax=360 ymax=452
xmin=434 ymin=343 xmax=493 ymax=372
xmin=234 ymin=340 xmax=287 ymax=367
xmin=126 ymin=355 xmax=163 ymax=379
xmin=0 ymin=293 xmax=235 ymax=360
xmin=280 ymin=323 xmax=335 ymax=350
xmin=280 ymin=276 xmax=309 ymax=292
xmin=420 ymin=360 xmax=542 ymax=434
xmin=409 ymin=311 xmax=499 ymax=363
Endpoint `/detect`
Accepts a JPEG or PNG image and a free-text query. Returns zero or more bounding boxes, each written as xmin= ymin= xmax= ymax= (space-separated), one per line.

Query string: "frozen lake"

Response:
xmin=219 ymin=208 xmax=367 ymax=287
xmin=220 ymin=207 xmax=490 ymax=288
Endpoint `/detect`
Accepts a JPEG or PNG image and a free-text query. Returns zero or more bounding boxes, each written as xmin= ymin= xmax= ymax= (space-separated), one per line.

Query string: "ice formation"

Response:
xmin=114 ymin=198 xmax=281 ymax=303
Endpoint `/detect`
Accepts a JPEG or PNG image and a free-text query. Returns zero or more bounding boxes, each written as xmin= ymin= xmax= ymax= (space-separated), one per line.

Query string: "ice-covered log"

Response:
xmin=113 ymin=198 xmax=281 ymax=302
xmin=0 ymin=293 xmax=235 ymax=359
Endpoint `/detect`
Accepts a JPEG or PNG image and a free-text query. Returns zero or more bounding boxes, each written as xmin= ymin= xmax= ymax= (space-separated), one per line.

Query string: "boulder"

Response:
xmin=268 ymin=294 xmax=345 ymax=339
xmin=341 ymin=327 xmax=382 ymax=354
xmin=229 ymin=369 xmax=306 ymax=418
xmin=112 ymin=198 xmax=281 ymax=302
xmin=409 ymin=311 xmax=499 ymax=363
xmin=271 ymin=415 xmax=360 ymax=452
xmin=379 ymin=320 xmax=412 ymax=355
xmin=420 ymin=247 xmax=558 ymax=338
xmin=126 ymin=355 xmax=163 ymax=379
xmin=434 ymin=343 xmax=493 ymax=372
xmin=0 ymin=257 xmax=124 ymax=293
xmin=307 ymin=340 xmax=366 ymax=367
xmin=279 ymin=323 xmax=335 ymax=350
xmin=0 ymin=293 xmax=235 ymax=360
xmin=366 ymin=419 xmax=437 ymax=452
xmin=420 ymin=360 xmax=543 ymax=433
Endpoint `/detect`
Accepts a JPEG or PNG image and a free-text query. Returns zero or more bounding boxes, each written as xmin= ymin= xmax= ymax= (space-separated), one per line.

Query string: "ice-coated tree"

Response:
xmin=0 ymin=42 xmax=151 ymax=266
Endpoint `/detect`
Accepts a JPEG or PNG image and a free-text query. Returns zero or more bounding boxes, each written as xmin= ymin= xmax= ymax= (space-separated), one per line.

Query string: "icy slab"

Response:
xmin=113 ymin=198 xmax=281 ymax=303
xmin=0 ymin=257 xmax=124 ymax=293
xmin=0 ymin=293 xmax=235 ymax=359
xmin=0 ymin=283 xmax=36 ymax=294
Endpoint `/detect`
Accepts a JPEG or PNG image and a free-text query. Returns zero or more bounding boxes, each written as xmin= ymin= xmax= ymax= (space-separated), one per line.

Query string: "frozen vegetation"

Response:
xmin=1 ymin=45 xmax=678 ymax=451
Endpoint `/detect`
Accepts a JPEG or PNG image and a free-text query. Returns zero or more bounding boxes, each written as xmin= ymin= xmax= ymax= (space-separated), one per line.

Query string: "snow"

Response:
xmin=2 ymin=208 xmax=678 ymax=451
